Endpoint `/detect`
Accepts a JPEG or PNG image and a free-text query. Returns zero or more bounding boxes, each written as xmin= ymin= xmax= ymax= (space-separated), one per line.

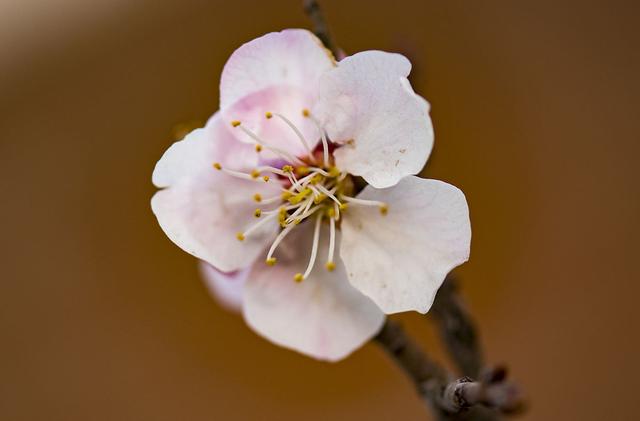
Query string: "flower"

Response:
xmin=152 ymin=29 xmax=471 ymax=361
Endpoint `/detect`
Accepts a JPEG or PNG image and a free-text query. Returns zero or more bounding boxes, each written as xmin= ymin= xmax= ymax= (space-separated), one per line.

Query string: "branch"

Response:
xmin=375 ymin=320 xmax=523 ymax=420
xmin=431 ymin=276 xmax=484 ymax=378
xmin=303 ymin=0 xmax=340 ymax=58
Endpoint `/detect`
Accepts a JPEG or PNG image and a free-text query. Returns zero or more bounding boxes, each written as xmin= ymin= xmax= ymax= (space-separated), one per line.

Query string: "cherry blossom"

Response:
xmin=152 ymin=29 xmax=471 ymax=361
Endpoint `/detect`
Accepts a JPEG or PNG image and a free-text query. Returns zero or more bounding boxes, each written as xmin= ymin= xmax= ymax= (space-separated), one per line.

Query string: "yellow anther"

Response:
xmin=282 ymin=165 xmax=293 ymax=173
xmin=265 ymin=257 xmax=277 ymax=266
xmin=288 ymin=188 xmax=312 ymax=204
xmin=325 ymin=261 xmax=336 ymax=272
xmin=294 ymin=273 xmax=304 ymax=282
xmin=255 ymin=144 xmax=263 ymax=152
xmin=278 ymin=207 xmax=287 ymax=227
xmin=379 ymin=204 xmax=389 ymax=215
xmin=309 ymin=174 xmax=323 ymax=185
xmin=302 ymin=109 xmax=310 ymax=117
xmin=281 ymin=191 xmax=293 ymax=200
xmin=213 ymin=162 xmax=222 ymax=170
xmin=296 ymin=166 xmax=310 ymax=176
xmin=250 ymin=169 xmax=260 ymax=179
xmin=262 ymin=175 xmax=270 ymax=182
xmin=293 ymin=218 xmax=301 ymax=225
xmin=313 ymin=194 xmax=327 ymax=204
xmin=253 ymin=193 xmax=262 ymax=202
xmin=231 ymin=120 xmax=241 ymax=127
xmin=254 ymin=208 xmax=262 ymax=218
xmin=339 ymin=203 xmax=348 ymax=211
xmin=236 ymin=232 xmax=245 ymax=241
xmin=326 ymin=207 xmax=336 ymax=218
xmin=265 ymin=112 xmax=273 ymax=119
xmin=328 ymin=167 xmax=340 ymax=178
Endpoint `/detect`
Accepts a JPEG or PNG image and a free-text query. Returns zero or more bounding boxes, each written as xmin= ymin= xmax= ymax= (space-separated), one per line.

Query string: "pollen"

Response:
xmin=379 ymin=204 xmax=389 ymax=215
xmin=265 ymin=257 xmax=277 ymax=266
xmin=262 ymin=175 xmax=270 ymax=182
xmin=265 ymin=112 xmax=273 ymax=119
xmin=250 ymin=169 xmax=260 ymax=179
xmin=296 ymin=166 xmax=310 ymax=176
xmin=255 ymin=144 xmax=263 ymax=152
xmin=231 ymin=120 xmax=241 ymax=127
xmin=325 ymin=261 xmax=336 ymax=272
xmin=309 ymin=174 xmax=323 ymax=185
xmin=253 ymin=193 xmax=262 ymax=202
xmin=288 ymin=188 xmax=312 ymax=204
xmin=326 ymin=207 xmax=336 ymax=218
xmin=328 ymin=167 xmax=340 ymax=178
xmin=302 ymin=108 xmax=310 ymax=117
xmin=282 ymin=165 xmax=293 ymax=173
xmin=313 ymin=194 xmax=327 ymax=204
xmin=281 ymin=191 xmax=293 ymax=200
xmin=339 ymin=203 xmax=348 ymax=211
xmin=213 ymin=162 xmax=222 ymax=170
xmin=294 ymin=273 xmax=304 ymax=283
xmin=254 ymin=208 xmax=262 ymax=218
xmin=236 ymin=232 xmax=245 ymax=241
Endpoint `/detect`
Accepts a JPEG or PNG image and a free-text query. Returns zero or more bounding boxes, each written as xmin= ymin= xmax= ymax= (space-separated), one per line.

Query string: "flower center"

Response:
xmin=213 ymin=109 xmax=387 ymax=282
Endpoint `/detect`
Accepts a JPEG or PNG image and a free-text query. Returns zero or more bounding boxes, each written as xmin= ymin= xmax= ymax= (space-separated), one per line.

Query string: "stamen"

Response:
xmin=342 ymin=196 xmax=388 ymax=214
xmin=242 ymin=211 xmax=279 ymax=237
xmin=234 ymin=124 xmax=304 ymax=165
xmin=296 ymin=213 xmax=323 ymax=282
xmin=265 ymin=257 xmax=277 ymax=266
xmin=272 ymin=112 xmax=314 ymax=158
xmin=254 ymin=208 xmax=262 ymax=218
xmin=266 ymin=223 xmax=296 ymax=261
xmin=236 ymin=232 xmax=245 ymax=241
xmin=305 ymin=112 xmax=330 ymax=167
xmin=315 ymin=184 xmax=341 ymax=206
xmin=326 ymin=216 xmax=336 ymax=271
xmin=253 ymin=193 xmax=262 ymax=202
xmin=307 ymin=167 xmax=330 ymax=177
xmin=214 ymin=164 xmax=264 ymax=182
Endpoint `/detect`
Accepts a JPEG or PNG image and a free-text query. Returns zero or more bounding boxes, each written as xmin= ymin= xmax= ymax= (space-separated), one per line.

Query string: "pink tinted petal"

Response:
xmin=221 ymin=85 xmax=319 ymax=161
xmin=314 ymin=51 xmax=433 ymax=188
xmin=340 ymin=176 xmax=471 ymax=314
xmin=199 ymin=260 xmax=249 ymax=312
xmin=151 ymin=171 xmax=282 ymax=272
xmin=152 ymin=113 xmax=257 ymax=188
xmin=242 ymin=223 xmax=385 ymax=361
xmin=220 ymin=29 xmax=335 ymax=109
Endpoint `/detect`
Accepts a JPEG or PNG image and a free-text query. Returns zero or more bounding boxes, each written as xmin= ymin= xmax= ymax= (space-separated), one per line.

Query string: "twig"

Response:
xmin=375 ymin=320 xmax=523 ymax=420
xmin=303 ymin=0 xmax=339 ymax=58
xmin=431 ymin=276 xmax=484 ymax=378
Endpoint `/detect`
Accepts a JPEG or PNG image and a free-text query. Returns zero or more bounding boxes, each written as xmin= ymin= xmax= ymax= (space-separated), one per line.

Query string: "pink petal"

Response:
xmin=242 ymin=222 xmax=385 ymax=361
xmin=314 ymin=51 xmax=433 ymax=188
xmin=152 ymin=112 xmax=257 ymax=188
xmin=199 ymin=260 xmax=249 ymax=312
xmin=220 ymin=29 xmax=335 ymax=109
xmin=221 ymin=85 xmax=320 ymax=162
xmin=340 ymin=176 xmax=471 ymax=314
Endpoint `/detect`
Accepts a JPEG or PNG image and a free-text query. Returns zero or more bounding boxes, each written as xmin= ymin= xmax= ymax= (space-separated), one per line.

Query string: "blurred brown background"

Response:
xmin=1 ymin=0 xmax=638 ymax=419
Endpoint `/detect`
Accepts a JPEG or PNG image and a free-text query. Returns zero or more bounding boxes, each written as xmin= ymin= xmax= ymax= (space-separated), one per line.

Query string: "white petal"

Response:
xmin=243 ymin=223 xmax=385 ymax=361
xmin=151 ymin=171 xmax=282 ymax=272
xmin=220 ymin=29 xmax=335 ymax=109
xmin=340 ymin=176 xmax=471 ymax=314
xmin=314 ymin=51 xmax=433 ymax=188
xmin=152 ymin=113 xmax=257 ymax=188
xmin=199 ymin=260 xmax=248 ymax=312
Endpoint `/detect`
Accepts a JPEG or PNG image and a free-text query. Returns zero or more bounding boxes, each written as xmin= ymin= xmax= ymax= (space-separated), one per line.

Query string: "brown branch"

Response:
xmin=303 ymin=0 xmax=340 ymax=58
xmin=431 ymin=276 xmax=484 ymax=378
xmin=375 ymin=320 xmax=523 ymax=420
